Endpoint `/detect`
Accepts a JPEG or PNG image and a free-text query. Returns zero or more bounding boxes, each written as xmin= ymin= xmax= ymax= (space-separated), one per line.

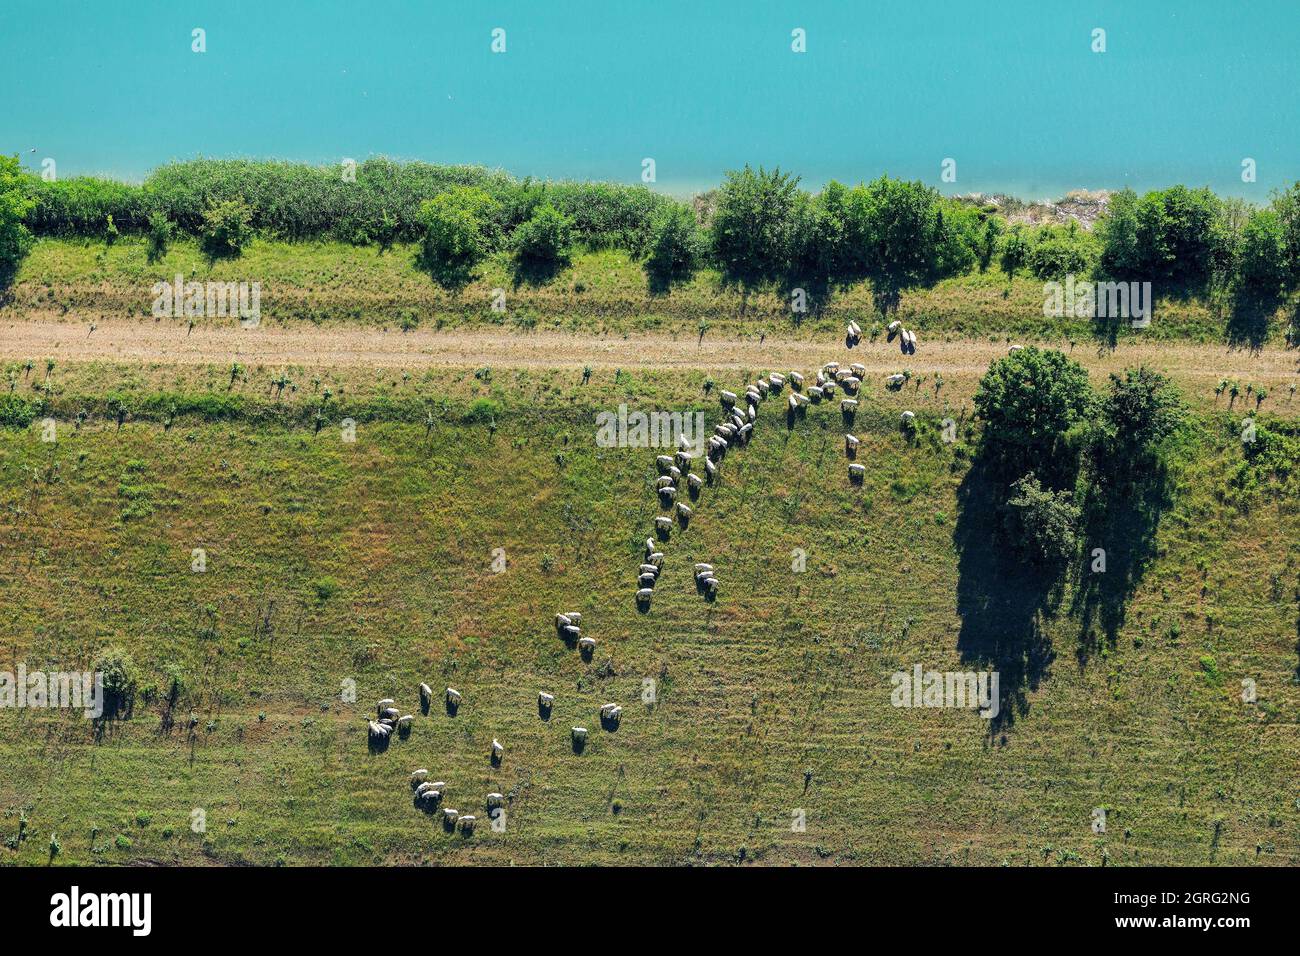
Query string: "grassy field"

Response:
xmin=0 ymin=357 xmax=1297 ymax=866
xmin=4 ymin=236 xmax=1251 ymax=345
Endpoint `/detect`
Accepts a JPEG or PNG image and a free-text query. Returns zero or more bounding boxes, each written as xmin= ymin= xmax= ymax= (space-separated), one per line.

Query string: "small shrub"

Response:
xmin=145 ymin=211 xmax=172 ymax=263
xmin=200 ymin=197 xmax=253 ymax=259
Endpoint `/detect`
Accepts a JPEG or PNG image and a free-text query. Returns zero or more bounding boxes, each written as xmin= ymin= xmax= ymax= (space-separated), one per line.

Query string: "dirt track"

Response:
xmin=1 ymin=317 xmax=1296 ymax=384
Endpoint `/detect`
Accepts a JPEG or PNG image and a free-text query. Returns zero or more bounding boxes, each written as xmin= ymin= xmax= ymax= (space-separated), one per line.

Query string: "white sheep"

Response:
xmin=720 ymin=390 xmax=737 ymax=407
xmin=410 ymin=769 xmax=429 ymax=788
xmin=655 ymin=454 xmax=673 ymax=473
xmin=491 ymin=739 xmax=504 ymax=761
xmin=638 ymin=572 xmax=657 ymax=588
xmin=539 ymin=691 xmax=554 ymax=708
xmin=486 ymin=793 xmax=504 ymax=809
xmin=842 ymin=398 xmax=859 ymax=412
xmin=446 ymin=688 xmax=462 ymax=707
xmin=849 ymin=463 xmax=866 ymax=478
xmin=694 ymin=562 xmax=714 ymax=574
xmin=579 ymin=635 xmax=599 ymax=651
xmin=572 ymin=727 xmax=588 ymax=745
xmin=419 ymin=683 xmax=432 ymax=710
xmin=376 ymin=698 xmax=395 ymax=715
xmin=458 ymin=815 xmax=477 ymax=834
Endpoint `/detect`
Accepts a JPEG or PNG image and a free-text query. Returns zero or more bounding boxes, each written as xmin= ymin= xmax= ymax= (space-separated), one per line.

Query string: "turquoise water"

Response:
xmin=3 ymin=0 xmax=1298 ymax=199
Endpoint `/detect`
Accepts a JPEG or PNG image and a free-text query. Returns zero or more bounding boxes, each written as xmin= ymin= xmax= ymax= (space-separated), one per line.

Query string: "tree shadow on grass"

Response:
xmin=1224 ymin=292 xmax=1280 ymax=353
xmin=510 ymin=257 xmax=567 ymax=289
xmin=1071 ymin=459 xmax=1174 ymax=663
xmin=954 ymin=459 xmax=1059 ymax=734
xmin=1090 ymin=315 xmax=1123 ymax=354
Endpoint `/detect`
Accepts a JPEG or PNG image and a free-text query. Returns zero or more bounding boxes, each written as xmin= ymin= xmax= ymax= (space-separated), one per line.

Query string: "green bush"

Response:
xmin=644 ymin=204 xmax=705 ymax=294
xmin=1097 ymin=185 xmax=1230 ymax=291
xmin=200 ymin=198 xmax=253 ymax=259
xmin=1233 ymin=208 xmax=1287 ymax=302
xmin=999 ymin=226 xmax=1030 ymax=279
xmin=92 ymin=646 xmax=137 ymax=718
xmin=510 ymin=203 xmax=574 ymax=283
xmin=709 ymin=166 xmax=803 ymax=305
xmin=415 ymin=186 xmax=498 ymax=291
xmin=0 ymin=155 xmax=35 ymax=287
xmin=840 ymin=176 xmax=981 ymax=313
xmin=1001 ymin=473 xmax=1081 ymax=567
xmin=22 ymin=175 xmax=148 ymax=237
xmin=1025 ymin=223 xmax=1097 ymax=280
xmin=463 ymin=397 xmax=502 ymax=424
xmin=0 ymin=394 xmax=37 ymax=428
xmin=1093 ymin=366 xmax=1185 ymax=469
xmin=146 ymin=211 xmax=173 ymax=263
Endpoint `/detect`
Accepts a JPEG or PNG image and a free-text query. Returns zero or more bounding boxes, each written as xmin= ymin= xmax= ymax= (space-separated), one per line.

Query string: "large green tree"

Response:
xmin=708 ymin=166 xmax=802 ymax=310
xmin=1098 ymin=185 xmax=1230 ymax=291
xmin=842 ymin=176 xmax=979 ymax=314
xmin=973 ymin=346 xmax=1094 ymax=482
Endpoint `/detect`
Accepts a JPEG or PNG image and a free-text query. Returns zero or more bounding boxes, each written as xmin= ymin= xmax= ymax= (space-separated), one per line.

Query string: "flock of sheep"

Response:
xmin=366 ymin=673 xmax=623 ymax=838
xmin=634 ymin=322 xmax=921 ymax=607
xmin=364 ymin=321 xmax=925 ymax=840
